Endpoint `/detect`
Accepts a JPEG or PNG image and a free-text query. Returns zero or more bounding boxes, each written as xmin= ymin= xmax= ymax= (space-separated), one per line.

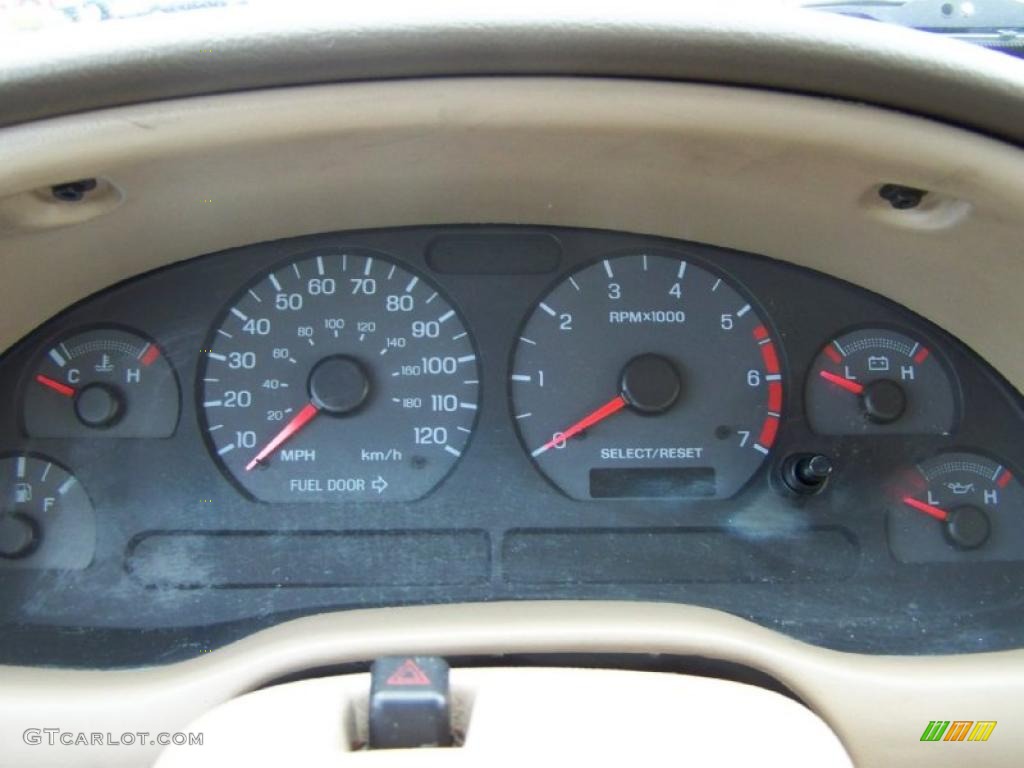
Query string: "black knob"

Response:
xmin=944 ymin=506 xmax=990 ymax=550
xmin=308 ymin=355 xmax=370 ymax=415
xmin=781 ymin=453 xmax=834 ymax=495
xmin=619 ymin=354 xmax=682 ymax=415
xmin=74 ymin=383 xmax=125 ymax=428
xmin=862 ymin=379 xmax=906 ymax=424
xmin=0 ymin=514 xmax=39 ymax=559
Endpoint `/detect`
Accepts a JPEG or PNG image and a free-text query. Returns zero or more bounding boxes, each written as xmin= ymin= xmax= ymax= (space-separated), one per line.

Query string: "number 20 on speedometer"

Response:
xmin=511 ymin=252 xmax=784 ymax=501
xmin=200 ymin=249 xmax=479 ymax=502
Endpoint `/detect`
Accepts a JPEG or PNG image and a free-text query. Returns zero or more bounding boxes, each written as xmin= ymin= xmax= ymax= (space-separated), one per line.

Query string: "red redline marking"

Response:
xmin=758 ymin=416 xmax=779 ymax=448
xmin=913 ymin=347 xmax=930 ymax=364
xmin=140 ymin=344 xmax=160 ymax=366
xmin=767 ymin=381 xmax=783 ymax=412
xmin=998 ymin=470 xmax=1013 ymax=489
xmin=902 ymin=496 xmax=949 ymax=522
xmin=818 ymin=370 xmax=864 ymax=395
xmin=760 ymin=342 xmax=780 ymax=374
xmin=823 ymin=346 xmax=842 ymax=364
xmin=35 ymin=374 xmax=76 ymax=398
xmin=752 ymin=325 xmax=769 ymax=341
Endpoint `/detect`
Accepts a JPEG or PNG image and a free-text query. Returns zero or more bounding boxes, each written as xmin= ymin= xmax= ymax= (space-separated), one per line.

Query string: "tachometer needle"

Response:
xmin=532 ymin=394 xmax=627 ymax=457
xmin=245 ymin=402 xmax=320 ymax=471
xmin=35 ymin=374 xmax=76 ymax=398
xmin=902 ymin=496 xmax=949 ymax=522
xmin=819 ymin=370 xmax=864 ymax=395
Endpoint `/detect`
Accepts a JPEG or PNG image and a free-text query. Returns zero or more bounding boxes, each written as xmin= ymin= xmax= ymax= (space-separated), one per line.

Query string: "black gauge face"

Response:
xmin=23 ymin=328 xmax=179 ymax=437
xmin=888 ymin=452 xmax=1023 ymax=563
xmin=511 ymin=253 xmax=783 ymax=500
xmin=806 ymin=328 xmax=956 ymax=435
xmin=200 ymin=250 xmax=479 ymax=502
xmin=0 ymin=455 xmax=95 ymax=569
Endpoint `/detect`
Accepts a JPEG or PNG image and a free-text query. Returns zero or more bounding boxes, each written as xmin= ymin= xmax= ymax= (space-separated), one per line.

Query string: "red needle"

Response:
xmin=35 ymin=374 xmax=76 ymax=398
xmin=532 ymin=394 xmax=628 ymax=457
xmin=245 ymin=402 xmax=320 ymax=471
xmin=902 ymin=496 xmax=950 ymax=522
xmin=819 ymin=370 xmax=864 ymax=395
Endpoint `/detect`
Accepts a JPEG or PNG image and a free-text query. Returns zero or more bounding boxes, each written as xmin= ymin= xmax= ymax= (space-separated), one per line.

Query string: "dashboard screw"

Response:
xmin=51 ymin=178 xmax=98 ymax=202
xmin=878 ymin=183 xmax=926 ymax=210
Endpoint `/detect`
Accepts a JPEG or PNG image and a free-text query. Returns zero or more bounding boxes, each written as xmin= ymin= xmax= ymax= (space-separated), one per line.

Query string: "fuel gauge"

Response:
xmin=23 ymin=327 xmax=180 ymax=438
xmin=806 ymin=328 xmax=956 ymax=435
xmin=888 ymin=451 xmax=1024 ymax=563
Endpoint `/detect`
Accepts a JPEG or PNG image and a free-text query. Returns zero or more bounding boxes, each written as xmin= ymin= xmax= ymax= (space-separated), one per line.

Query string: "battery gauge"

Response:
xmin=805 ymin=328 xmax=956 ymax=435
xmin=23 ymin=327 xmax=180 ymax=438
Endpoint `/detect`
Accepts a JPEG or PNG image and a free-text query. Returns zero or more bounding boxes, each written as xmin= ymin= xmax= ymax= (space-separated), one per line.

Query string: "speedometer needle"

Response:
xmin=531 ymin=394 xmax=628 ymax=457
xmin=245 ymin=402 xmax=320 ymax=471
xmin=902 ymin=496 xmax=949 ymax=522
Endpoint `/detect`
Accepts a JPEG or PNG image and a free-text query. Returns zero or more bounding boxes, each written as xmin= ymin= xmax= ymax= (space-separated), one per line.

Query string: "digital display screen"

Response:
xmin=589 ymin=467 xmax=716 ymax=499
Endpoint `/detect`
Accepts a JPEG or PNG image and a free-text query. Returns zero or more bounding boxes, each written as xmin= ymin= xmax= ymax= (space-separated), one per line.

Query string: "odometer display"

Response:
xmin=511 ymin=253 xmax=782 ymax=500
xmin=200 ymin=250 xmax=479 ymax=502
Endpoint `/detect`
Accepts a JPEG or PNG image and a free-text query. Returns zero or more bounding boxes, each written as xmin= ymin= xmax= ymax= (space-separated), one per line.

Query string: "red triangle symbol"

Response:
xmin=386 ymin=659 xmax=431 ymax=686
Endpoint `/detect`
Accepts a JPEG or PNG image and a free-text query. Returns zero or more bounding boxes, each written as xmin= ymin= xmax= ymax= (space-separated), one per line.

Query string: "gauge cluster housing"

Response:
xmin=1 ymin=225 xmax=1023 ymax=667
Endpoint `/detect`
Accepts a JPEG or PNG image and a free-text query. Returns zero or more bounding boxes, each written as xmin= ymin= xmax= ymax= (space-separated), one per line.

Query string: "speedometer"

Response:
xmin=200 ymin=249 xmax=479 ymax=502
xmin=511 ymin=252 xmax=783 ymax=500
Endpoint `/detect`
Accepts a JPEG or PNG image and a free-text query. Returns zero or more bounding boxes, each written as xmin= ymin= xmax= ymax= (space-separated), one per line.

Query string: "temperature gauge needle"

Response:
xmin=245 ymin=402 xmax=320 ymax=471
xmin=819 ymin=370 xmax=864 ymax=395
xmin=532 ymin=394 xmax=627 ymax=457
xmin=35 ymin=374 xmax=76 ymax=398
xmin=902 ymin=496 xmax=949 ymax=522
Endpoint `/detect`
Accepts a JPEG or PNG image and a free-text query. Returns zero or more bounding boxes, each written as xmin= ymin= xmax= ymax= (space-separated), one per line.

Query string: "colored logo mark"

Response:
xmin=921 ymin=721 xmax=997 ymax=742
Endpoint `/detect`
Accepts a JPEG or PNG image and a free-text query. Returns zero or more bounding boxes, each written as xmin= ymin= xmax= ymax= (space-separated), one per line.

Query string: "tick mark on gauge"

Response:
xmin=426 ymin=292 xmax=438 ymax=304
xmin=463 ymin=379 xmax=479 ymax=384
xmin=457 ymin=355 xmax=476 ymax=363
xmin=292 ymin=263 xmax=301 ymax=279
xmin=511 ymin=374 xmax=532 ymax=382
xmin=539 ymin=302 xmax=557 ymax=316
xmin=569 ymin=276 xmax=581 ymax=291
xmin=269 ymin=273 xmax=282 ymax=291
xmin=363 ymin=258 xmax=374 ymax=276
xmin=217 ymin=329 xmax=233 ymax=339
xmin=438 ymin=309 xmax=455 ymax=324
xmin=387 ymin=264 xmax=396 ymax=280
xmin=230 ymin=307 xmax=248 ymax=321
xmin=516 ymin=412 xmax=532 ymax=420
xmin=452 ymin=332 xmax=468 ymax=341
xmin=444 ymin=445 xmax=462 ymax=457
xmin=41 ymin=462 xmax=52 ymax=481
xmin=316 ymin=256 xmax=325 ymax=275
xmin=208 ymin=424 xmax=224 ymax=431
xmin=208 ymin=352 xmax=226 ymax=361
xmin=58 ymin=476 xmax=77 ymax=495
xmin=457 ymin=426 xmax=472 ymax=433
xmin=737 ymin=304 xmax=751 ymax=317
xmin=677 ymin=261 xmax=688 ymax=280
xmin=217 ymin=444 xmax=235 ymax=455
xmin=519 ymin=336 xmax=537 ymax=345
xmin=603 ymin=260 xmax=614 ymax=278
xmin=711 ymin=278 xmax=721 ymax=291
xmin=204 ymin=400 xmax=223 ymax=407
xmin=459 ymin=402 xmax=477 ymax=410
xmin=248 ymin=289 xmax=262 ymax=302
xmin=405 ymin=276 xmax=419 ymax=293
xmin=48 ymin=348 xmax=67 ymax=367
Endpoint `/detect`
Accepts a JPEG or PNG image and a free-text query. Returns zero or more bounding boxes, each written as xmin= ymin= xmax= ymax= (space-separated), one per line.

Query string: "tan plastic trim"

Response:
xmin=0 ymin=78 xmax=1022 ymax=388
xmin=0 ymin=602 xmax=1019 ymax=767
xmin=153 ymin=667 xmax=852 ymax=767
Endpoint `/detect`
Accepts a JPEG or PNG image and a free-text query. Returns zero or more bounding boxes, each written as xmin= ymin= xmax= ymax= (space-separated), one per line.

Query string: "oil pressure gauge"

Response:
xmin=805 ymin=328 xmax=956 ymax=435
xmin=23 ymin=327 xmax=180 ymax=438
xmin=888 ymin=451 xmax=1024 ymax=563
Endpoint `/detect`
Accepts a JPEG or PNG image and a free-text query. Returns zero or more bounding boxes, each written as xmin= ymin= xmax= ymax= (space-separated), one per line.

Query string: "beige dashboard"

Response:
xmin=1 ymin=76 xmax=1024 ymax=766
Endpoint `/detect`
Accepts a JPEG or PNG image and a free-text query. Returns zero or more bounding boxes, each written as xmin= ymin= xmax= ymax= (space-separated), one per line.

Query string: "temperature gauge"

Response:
xmin=888 ymin=451 xmax=1024 ymax=563
xmin=0 ymin=454 xmax=95 ymax=569
xmin=806 ymin=328 xmax=956 ymax=435
xmin=23 ymin=327 xmax=180 ymax=438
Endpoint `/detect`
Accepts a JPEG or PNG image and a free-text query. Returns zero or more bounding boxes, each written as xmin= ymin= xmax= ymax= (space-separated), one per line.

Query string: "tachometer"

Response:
xmin=510 ymin=252 xmax=783 ymax=500
xmin=200 ymin=250 xmax=479 ymax=502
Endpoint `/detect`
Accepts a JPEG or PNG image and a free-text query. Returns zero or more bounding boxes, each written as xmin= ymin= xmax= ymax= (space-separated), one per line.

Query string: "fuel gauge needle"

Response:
xmin=245 ymin=402 xmax=320 ymax=471
xmin=902 ymin=496 xmax=949 ymax=522
xmin=532 ymin=394 xmax=627 ymax=458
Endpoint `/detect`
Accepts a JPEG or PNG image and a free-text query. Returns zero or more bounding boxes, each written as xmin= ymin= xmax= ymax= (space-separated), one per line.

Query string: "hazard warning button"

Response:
xmin=369 ymin=656 xmax=453 ymax=749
